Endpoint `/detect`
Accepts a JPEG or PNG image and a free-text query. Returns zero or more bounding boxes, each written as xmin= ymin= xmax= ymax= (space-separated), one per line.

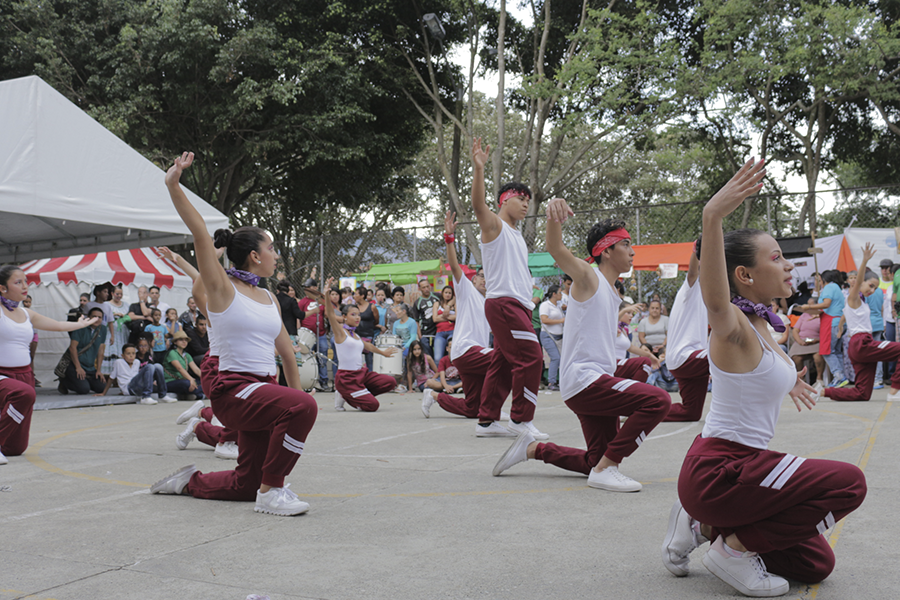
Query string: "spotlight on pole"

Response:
xmin=423 ymin=13 xmax=446 ymax=41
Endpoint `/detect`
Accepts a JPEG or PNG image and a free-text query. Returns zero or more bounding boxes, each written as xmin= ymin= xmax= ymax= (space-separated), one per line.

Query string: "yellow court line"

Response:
xmin=25 ymin=420 xmax=150 ymax=488
xmin=797 ymin=402 xmax=892 ymax=600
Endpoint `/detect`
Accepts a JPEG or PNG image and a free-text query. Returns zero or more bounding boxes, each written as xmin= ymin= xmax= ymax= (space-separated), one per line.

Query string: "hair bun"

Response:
xmin=213 ymin=229 xmax=233 ymax=248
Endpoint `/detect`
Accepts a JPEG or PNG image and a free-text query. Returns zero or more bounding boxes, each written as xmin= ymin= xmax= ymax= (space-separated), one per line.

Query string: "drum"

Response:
xmin=373 ymin=350 xmax=403 ymax=376
xmin=295 ymin=327 xmax=316 ymax=355
xmin=298 ymin=355 xmax=318 ymax=391
xmin=377 ymin=334 xmax=402 ymax=348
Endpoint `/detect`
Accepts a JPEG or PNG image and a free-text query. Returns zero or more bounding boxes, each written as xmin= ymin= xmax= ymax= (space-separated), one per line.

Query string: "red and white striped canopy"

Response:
xmin=20 ymin=247 xmax=190 ymax=289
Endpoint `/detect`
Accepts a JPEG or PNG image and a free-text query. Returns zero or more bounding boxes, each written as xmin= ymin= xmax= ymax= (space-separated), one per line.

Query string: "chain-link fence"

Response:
xmin=278 ymin=191 xmax=899 ymax=312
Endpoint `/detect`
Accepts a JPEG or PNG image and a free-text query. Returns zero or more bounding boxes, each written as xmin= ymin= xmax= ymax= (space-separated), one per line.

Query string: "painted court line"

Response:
xmin=326 ymin=425 xmax=447 ymax=452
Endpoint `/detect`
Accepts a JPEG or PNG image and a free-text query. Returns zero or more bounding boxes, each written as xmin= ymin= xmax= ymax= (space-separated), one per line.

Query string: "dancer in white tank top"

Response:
xmin=470 ymin=138 xmax=547 ymax=440
xmin=825 ymin=244 xmax=900 ymax=402
xmin=662 ymin=159 xmax=866 ymax=597
xmin=492 ymin=198 xmax=671 ymax=492
xmin=320 ymin=280 xmax=398 ymax=413
xmin=151 ymin=152 xmax=318 ymax=517
xmin=664 ymin=243 xmax=712 ymax=422
xmin=0 ymin=265 xmax=100 ymax=465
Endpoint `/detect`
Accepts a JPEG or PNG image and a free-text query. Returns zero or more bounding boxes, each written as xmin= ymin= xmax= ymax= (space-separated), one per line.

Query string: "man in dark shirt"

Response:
xmin=186 ymin=315 xmax=210 ymax=358
xmin=275 ymin=280 xmax=306 ymax=335
xmin=59 ymin=306 xmax=108 ymax=395
xmin=411 ymin=279 xmax=439 ymax=356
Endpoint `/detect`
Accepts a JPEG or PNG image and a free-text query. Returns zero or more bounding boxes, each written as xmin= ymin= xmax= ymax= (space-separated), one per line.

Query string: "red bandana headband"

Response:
xmin=587 ymin=228 xmax=631 ymax=263
xmin=498 ymin=189 xmax=530 ymax=207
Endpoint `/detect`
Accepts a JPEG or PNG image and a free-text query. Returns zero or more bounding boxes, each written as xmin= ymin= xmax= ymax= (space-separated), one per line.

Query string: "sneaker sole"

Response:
xmin=421 ymin=403 xmax=431 ymax=418
xmin=661 ymin=500 xmax=690 ymax=577
xmin=150 ymin=464 xmax=197 ymax=494
xmin=587 ymin=477 xmax=642 ymax=492
xmin=175 ymin=400 xmax=205 ymax=423
xmin=475 ymin=430 xmax=516 ymax=438
xmin=254 ymin=504 xmax=310 ymax=516
xmin=701 ymin=551 xmax=789 ymax=597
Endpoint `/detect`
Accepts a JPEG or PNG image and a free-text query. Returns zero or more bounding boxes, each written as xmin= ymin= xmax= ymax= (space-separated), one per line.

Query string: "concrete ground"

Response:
xmin=1 ymin=386 xmax=896 ymax=600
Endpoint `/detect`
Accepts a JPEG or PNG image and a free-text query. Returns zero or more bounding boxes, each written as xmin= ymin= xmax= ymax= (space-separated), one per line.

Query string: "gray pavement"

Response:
xmin=1 ymin=387 xmax=896 ymax=600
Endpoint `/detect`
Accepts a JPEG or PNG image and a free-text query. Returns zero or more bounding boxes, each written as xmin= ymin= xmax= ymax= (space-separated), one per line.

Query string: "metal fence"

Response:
xmin=278 ymin=191 xmax=899 ymax=311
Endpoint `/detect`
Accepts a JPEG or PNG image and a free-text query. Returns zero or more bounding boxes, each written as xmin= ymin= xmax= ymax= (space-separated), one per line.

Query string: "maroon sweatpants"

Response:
xmin=480 ymin=298 xmax=542 ymax=423
xmin=614 ymin=357 xmax=652 ymax=383
xmin=825 ymin=333 xmax=900 ymax=401
xmin=186 ymin=371 xmax=318 ymax=500
xmin=679 ymin=435 xmax=866 ymax=583
xmin=533 ymin=374 xmax=671 ymax=473
xmin=434 ymin=346 xmax=495 ymax=418
xmin=666 ymin=350 xmax=710 ymax=421
xmin=195 ymin=406 xmax=239 ymax=446
xmin=335 ymin=367 xmax=395 ymax=412
xmin=197 ymin=353 xmax=238 ymax=445
xmin=0 ymin=365 xmax=36 ymax=456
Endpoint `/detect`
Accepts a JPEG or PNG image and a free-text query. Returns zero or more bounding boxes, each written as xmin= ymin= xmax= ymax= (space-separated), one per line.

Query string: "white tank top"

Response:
xmin=844 ymin=300 xmax=873 ymax=338
xmin=614 ymin=329 xmax=632 ymax=360
xmin=335 ymin=331 xmax=364 ymax=371
xmin=560 ymin=267 xmax=620 ymax=400
xmin=702 ymin=324 xmax=797 ymax=450
xmin=450 ymin=273 xmax=490 ymax=360
xmin=207 ymin=323 xmax=221 ymax=358
xmin=0 ymin=308 xmax=34 ymax=369
xmin=207 ymin=284 xmax=280 ymax=376
xmin=666 ymin=278 xmax=709 ymax=370
xmin=482 ymin=220 xmax=534 ymax=310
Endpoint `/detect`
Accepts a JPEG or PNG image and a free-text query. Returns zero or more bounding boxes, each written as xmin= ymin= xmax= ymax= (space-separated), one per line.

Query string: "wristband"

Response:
xmin=443 ymin=233 xmax=456 ymax=244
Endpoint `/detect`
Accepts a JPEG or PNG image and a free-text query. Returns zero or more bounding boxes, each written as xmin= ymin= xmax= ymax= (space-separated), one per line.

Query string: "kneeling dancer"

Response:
xmin=322 ymin=281 xmax=398 ymax=412
xmin=152 ymin=152 xmax=317 ymax=516
xmin=661 ymin=159 xmax=866 ymax=597
xmin=493 ymin=202 xmax=671 ymax=492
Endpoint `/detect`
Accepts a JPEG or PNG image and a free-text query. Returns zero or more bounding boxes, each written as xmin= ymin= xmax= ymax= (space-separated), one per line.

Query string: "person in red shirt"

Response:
xmin=296 ymin=278 xmax=330 ymax=391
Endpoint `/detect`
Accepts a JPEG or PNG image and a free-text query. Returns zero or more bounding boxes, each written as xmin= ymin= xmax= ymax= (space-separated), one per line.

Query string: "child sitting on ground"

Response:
xmin=427 ymin=339 xmax=463 ymax=394
xmin=94 ymin=343 xmax=176 ymax=405
xmin=406 ymin=340 xmax=438 ymax=393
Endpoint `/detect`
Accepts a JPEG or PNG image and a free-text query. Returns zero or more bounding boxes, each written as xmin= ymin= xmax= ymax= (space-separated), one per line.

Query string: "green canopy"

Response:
xmin=357 ymin=259 xmax=443 ymax=285
xmin=529 ymin=252 xmax=563 ymax=278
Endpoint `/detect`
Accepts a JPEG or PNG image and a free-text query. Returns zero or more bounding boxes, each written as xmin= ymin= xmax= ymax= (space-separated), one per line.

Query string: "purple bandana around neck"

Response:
xmin=0 ymin=295 xmax=19 ymax=311
xmin=617 ymin=321 xmax=629 ymax=333
xmin=225 ymin=268 xmax=261 ymax=287
xmin=343 ymin=324 xmax=357 ymax=335
xmin=731 ymin=296 xmax=785 ymax=332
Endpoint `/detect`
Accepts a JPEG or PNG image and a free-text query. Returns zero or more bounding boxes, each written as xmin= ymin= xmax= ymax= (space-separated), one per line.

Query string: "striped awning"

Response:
xmin=20 ymin=247 xmax=191 ymax=289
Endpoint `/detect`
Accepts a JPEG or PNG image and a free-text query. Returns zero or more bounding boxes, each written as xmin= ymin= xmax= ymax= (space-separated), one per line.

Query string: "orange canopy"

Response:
xmin=836 ymin=236 xmax=857 ymax=273
xmin=631 ymin=242 xmax=694 ymax=271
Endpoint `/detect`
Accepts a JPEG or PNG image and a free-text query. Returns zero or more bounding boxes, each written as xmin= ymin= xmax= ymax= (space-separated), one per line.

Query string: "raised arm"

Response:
xmin=686 ymin=242 xmax=700 ymax=287
xmin=544 ymin=197 xmax=595 ymax=299
xmin=317 ymin=280 xmax=345 ymax=345
xmin=164 ymin=152 xmax=232 ymax=310
xmin=470 ymin=138 xmax=501 ymax=241
xmin=444 ymin=211 xmax=463 ymax=283
xmin=700 ymin=159 xmax=766 ymax=338
xmin=158 ymin=246 xmax=199 ymax=281
xmin=847 ymin=244 xmax=876 ymax=310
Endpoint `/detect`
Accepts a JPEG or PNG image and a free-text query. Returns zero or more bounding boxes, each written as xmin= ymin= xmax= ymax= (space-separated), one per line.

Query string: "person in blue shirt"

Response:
xmin=144 ymin=308 xmax=169 ymax=364
xmin=804 ymin=270 xmax=846 ymax=389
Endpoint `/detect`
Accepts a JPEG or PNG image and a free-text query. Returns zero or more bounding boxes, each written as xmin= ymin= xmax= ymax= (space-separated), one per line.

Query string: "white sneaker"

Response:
xmin=334 ymin=390 xmax=346 ymax=411
xmin=214 ymin=441 xmax=239 ymax=460
xmin=475 ymin=421 xmax=516 ymax=437
xmin=254 ymin=484 xmax=310 ymax=516
xmin=0 ymin=448 xmax=7 ymax=465
xmin=211 ymin=415 xmax=224 ymax=427
xmin=887 ymin=390 xmax=900 ymax=402
xmin=394 ymin=384 xmax=407 ymax=393
xmin=507 ymin=419 xmax=549 ymax=440
xmin=176 ymin=417 xmax=200 ymax=450
xmin=421 ymin=388 xmax=435 ymax=418
xmin=140 ymin=396 xmax=158 ymax=405
xmin=662 ymin=499 xmax=708 ymax=576
xmin=150 ymin=464 xmax=198 ymax=494
xmin=159 ymin=394 xmax=178 ymax=403
xmin=175 ymin=400 xmax=205 ymax=424
xmin=813 ymin=381 xmax=824 ymax=397
xmin=492 ymin=430 xmax=535 ymax=476
xmin=587 ymin=466 xmax=642 ymax=492
xmin=702 ymin=535 xmax=789 ymax=597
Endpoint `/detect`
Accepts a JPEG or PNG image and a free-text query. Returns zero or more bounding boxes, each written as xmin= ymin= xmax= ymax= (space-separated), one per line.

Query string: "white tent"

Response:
xmin=0 ymin=75 xmax=229 ymax=263
xmin=21 ymin=247 xmax=195 ymax=384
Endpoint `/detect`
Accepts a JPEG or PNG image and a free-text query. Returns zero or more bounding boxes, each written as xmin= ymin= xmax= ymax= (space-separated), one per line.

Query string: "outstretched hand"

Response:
xmin=444 ymin=211 xmax=457 ymax=236
xmin=546 ymin=197 xmax=574 ymax=224
xmin=471 ymin=137 xmax=490 ymax=169
xmin=157 ymin=246 xmax=179 ymax=263
xmin=703 ymin=158 xmax=766 ymax=220
xmin=77 ymin=315 xmax=100 ymax=328
xmin=789 ymin=367 xmax=817 ymax=411
xmin=165 ymin=152 xmax=194 ymax=188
